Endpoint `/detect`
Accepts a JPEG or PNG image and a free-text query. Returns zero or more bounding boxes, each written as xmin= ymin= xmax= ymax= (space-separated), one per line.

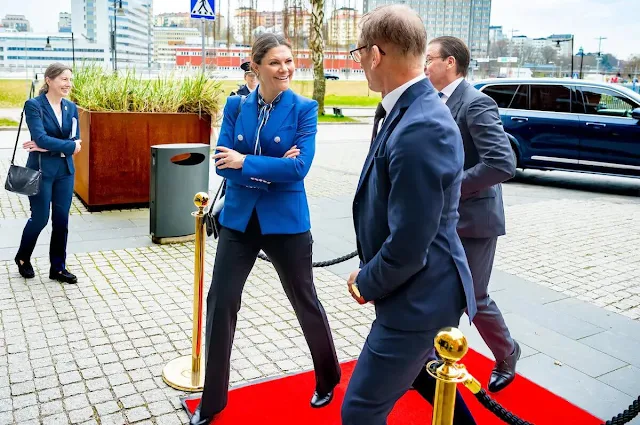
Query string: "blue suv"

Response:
xmin=473 ymin=78 xmax=640 ymax=177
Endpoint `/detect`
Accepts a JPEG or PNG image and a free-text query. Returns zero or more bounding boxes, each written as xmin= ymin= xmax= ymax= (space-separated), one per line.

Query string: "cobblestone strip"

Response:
xmin=0 ymin=242 xmax=374 ymax=424
xmin=495 ymin=198 xmax=640 ymax=319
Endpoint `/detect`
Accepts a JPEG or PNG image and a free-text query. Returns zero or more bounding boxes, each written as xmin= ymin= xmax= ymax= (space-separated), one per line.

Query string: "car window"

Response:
xmin=579 ymin=86 xmax=639 ymax=118
xmin=530 ymin=85 xmax=572 ymax=113
xmin=480 ymin=85 xmax=519 ymax=108
xmin=510 ymin=85 xmax=528 ymax=109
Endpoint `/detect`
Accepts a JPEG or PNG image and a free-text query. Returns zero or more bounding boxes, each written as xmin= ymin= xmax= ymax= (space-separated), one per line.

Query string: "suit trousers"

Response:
xmin=200 ymin=212 xmax=341 ymax=416
xmin=341 ymin=320 xmax=476 ymax=425
xmin=16 ymin=158 xmax=74 ymax=271
xmin=461 ymin=236 xmax=514 ymax=362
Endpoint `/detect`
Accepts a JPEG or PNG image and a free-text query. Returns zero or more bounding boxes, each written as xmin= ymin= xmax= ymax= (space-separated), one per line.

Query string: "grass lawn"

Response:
xmin=218 ymin=79 xmax=379 ymax=107
xmin=0 ymin=80 xmax=38 ymax=108
xmin=0 ymin=118 xmax=19 ymax=126
xmin=1 ymin=78 xmax=379 ymax=108
xmin=317 ymin=115 xmax=358 ymax=123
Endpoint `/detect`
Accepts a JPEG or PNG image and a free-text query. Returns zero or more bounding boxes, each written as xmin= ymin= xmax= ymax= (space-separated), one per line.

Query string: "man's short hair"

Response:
xmin=359 ymin=4 xmax=427 ymax=58
xmin=430 ymin=36 xmax=471 ymax=77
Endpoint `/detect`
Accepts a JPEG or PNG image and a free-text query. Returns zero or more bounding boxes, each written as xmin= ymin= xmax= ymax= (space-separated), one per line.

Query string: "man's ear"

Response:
xmin=446 ymin=56 xmax=457 ymax=72
xmin=371 ymin=46 xmax=382 ymax=69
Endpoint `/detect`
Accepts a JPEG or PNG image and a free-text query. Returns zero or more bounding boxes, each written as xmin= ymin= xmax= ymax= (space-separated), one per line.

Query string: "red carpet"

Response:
xmin=182 ymin=349 xmax=603 ymax=424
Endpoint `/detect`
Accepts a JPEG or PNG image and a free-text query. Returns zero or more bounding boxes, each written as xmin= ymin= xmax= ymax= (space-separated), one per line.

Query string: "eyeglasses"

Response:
xmin=425 ymin=56 xmax=445 ymax=66
xmin=350 ymin=45 xmax=386 ymax=63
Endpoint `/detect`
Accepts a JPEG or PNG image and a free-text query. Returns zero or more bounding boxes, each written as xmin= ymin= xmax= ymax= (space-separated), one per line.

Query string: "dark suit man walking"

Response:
xmin=341 ymin=6 xmax=477 ymax=425
xmin=425 ymin=36 xmax=519 ymax=393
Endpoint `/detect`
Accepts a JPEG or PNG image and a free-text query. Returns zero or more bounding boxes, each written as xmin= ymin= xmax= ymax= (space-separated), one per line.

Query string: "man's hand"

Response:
xmin=347 ymin=269 xmax=366 ymax=305
xmin=73 ymin=139 xmax=82 ymax=155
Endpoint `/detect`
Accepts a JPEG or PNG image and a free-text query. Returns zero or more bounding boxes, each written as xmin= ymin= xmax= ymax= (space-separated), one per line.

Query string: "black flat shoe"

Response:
xmin=15 ymin=258 xmax=35 ymax=279
xmin=310 ymin=390 xmax=334 ymax=408
xmin=49 ymin=269 xmax=77 ymax=284
xmin=190 ymin=403 xmax=215 ymax=425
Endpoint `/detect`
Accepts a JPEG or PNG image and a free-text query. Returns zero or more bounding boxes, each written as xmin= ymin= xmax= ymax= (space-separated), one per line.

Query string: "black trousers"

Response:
xmin=200 ymin=212 xmax=341 ymax=416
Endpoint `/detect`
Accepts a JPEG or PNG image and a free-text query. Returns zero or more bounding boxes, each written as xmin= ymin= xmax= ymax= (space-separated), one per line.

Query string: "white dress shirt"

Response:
xmin=373 ymin=73 xmax=426 ymax=136
xmin=381 ymin=73 xmax=427 ymax=115
xmin=439 ymin=77 xmax=464 ymax=104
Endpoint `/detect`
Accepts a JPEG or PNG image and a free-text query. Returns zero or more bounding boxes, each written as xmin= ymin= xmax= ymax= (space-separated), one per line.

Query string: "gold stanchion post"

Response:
xmin=162 ymin=192 xmax=210 ymax=391
xmin=427 ymin=327 xmax=477 ymax=425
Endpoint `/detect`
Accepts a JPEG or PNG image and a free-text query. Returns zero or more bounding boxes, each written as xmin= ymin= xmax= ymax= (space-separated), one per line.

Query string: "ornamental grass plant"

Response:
xmin=70 ymin=65 xmax=223 ymax=118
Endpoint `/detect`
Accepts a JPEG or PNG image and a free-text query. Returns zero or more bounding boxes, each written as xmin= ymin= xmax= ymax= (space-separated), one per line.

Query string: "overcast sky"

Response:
xmin=4 ymin=0 xmax=639 ymax=59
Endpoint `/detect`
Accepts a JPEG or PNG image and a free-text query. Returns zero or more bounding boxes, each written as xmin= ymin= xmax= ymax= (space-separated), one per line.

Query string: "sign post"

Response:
xmin=190 ymin=0 xmax=216 ymax=73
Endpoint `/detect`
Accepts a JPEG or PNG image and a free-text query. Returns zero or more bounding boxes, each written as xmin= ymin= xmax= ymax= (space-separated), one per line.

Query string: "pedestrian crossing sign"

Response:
xmin=191 ymin=0 xmax=215 ymax=20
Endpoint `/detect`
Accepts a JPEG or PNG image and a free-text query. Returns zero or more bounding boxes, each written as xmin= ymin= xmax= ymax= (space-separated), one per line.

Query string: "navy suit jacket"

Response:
xmin=216 ymin=89 xmax=317 ymax=235
xmin=24 ymin=94 xmax=79 ymax=177
xmin=353 ymin=78 xmax=477 ymax=332
xmin=230 ymin=84 xmax=251 ymax=96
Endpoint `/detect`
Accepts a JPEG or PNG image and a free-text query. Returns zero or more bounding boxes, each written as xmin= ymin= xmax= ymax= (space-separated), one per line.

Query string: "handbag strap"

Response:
xmin=208 ymin=95 xmax=248 ymax=212
xmin=11 ymin=81 xmax=37 ymax=166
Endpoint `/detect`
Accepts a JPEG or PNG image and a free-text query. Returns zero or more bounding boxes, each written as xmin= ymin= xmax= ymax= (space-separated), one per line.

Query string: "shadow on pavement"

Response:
xmin=507 ymin=169 xmax=640 ymax=198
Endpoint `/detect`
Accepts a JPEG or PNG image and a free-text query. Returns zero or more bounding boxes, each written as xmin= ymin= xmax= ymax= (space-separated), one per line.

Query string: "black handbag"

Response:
xmin=204 ymin=95 xmax=246 ymax=239
xmin=204 ymin=178 xmax=226 ymax=238
xmin=4 ymin=82 xmax=42 ymax=197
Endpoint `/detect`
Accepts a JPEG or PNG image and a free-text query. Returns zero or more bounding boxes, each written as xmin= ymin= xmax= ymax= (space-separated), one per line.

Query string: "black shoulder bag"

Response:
xmin=4 ymin=81 xmax=42 ymax=197
xmin=205 ymin=95 xmax=247 ymax=238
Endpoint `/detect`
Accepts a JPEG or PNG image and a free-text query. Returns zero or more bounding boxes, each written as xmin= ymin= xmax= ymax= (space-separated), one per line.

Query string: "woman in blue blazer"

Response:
xmin=190 ymin=33 xmax=341 ymax=425
xmin=15 ymin=63 xmax=81 ymax=284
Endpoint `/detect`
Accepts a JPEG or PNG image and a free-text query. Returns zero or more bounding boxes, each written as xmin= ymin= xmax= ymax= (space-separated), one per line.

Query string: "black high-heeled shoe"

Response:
xmin=310 ymin=389 xmax=334 ymax=408
xmin=15 ymin=257 xmax=35 ymax=279
xmin=190 ymin=402 xmax=216 ymax=425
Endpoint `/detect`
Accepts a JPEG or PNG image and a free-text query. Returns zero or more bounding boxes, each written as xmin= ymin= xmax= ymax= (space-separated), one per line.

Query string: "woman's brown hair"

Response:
xmin=39 ymin=62 xmax=72 ymax=95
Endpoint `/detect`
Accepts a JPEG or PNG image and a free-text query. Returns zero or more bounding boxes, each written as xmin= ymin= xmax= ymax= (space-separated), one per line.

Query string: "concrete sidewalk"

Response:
xmin=1 ymin=125 xmax=639 ymax=424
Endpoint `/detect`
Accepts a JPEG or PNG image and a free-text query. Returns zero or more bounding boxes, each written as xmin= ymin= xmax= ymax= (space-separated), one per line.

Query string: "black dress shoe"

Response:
xmin=488 ymin=341 xmax=521 ymax=393
xmin=15 ymin=258 xmax=35 ymax=279
xmin=310 ymin=390 xmax=334 ymax=408
xmin=49 ymin=269 xmax=78 ymax=284
xmin=190 ymin=404 xmax=215 ymax=425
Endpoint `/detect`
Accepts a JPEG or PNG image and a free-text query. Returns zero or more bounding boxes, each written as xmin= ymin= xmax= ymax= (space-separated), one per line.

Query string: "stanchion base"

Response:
xmin=162 ymin=355 xmax=205 ymax=392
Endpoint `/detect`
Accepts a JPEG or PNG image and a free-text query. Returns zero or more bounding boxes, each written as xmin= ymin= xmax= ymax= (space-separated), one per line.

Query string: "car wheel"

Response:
xmin=510 ymin=141 xmax=523 ymax=175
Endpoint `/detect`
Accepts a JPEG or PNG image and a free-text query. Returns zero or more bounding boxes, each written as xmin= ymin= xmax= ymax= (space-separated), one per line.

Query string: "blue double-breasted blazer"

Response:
xmin=24 ymin=93 xmax=79 ymax=177
xmin=216 ymin=89 xmax=317 ymax=235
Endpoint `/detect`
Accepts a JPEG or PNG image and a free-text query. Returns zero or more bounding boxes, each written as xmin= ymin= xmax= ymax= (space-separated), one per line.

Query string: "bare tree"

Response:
xmin=310 ymin=0 xmax=326 ymax=115
xmin=283 ymin=0 xmax=290 ymax=39
xmin=489 ymin=39 xmax=509 ymax=58
xmin=541 ymin=46 xmax=558 ymax=64
xmin=623 ymin=55 xmax=640 ymax=76
xmin=515 ymin=43 xmax=538 ymax=65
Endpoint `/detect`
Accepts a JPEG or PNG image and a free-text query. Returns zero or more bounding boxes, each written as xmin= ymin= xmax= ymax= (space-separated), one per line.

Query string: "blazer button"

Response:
xmin=274 ymin=136 xmax=281 ymax=143
xmin=238 ymin=134 xmax=244 ymax=141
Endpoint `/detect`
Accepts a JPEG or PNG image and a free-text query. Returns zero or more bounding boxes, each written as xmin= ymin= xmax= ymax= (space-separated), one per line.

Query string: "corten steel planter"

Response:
xmin=74 ymin=108 xmax=212 ymax=210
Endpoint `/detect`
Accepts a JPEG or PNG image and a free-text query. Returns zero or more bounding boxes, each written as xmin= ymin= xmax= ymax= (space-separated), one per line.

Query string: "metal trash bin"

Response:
xmin=150 ymin=143 xmax=210 ymax=244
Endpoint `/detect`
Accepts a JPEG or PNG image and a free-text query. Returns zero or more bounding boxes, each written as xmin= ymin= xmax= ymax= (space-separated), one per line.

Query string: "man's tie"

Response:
xmin=371 ymin=103 xmax=387 ymax=144
xmin=438 ymin=92 xmax=444 ymax=98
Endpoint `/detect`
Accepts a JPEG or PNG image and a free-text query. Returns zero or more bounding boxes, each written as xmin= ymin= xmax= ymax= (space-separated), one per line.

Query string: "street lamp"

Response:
xmin=555 ymin=35 xmax=574 ymax=78
xmin=111 ymin=0 xmax=125 ymax=71
xmin=578 ymin=46 xmax=585 ymax=79
xmin=44 ymin=33 xmax=76 ymax=68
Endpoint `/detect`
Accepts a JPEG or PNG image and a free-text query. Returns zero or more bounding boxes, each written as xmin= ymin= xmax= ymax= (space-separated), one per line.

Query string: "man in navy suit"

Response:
xmin=341 ymin=5 xmax=477 ymax=424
